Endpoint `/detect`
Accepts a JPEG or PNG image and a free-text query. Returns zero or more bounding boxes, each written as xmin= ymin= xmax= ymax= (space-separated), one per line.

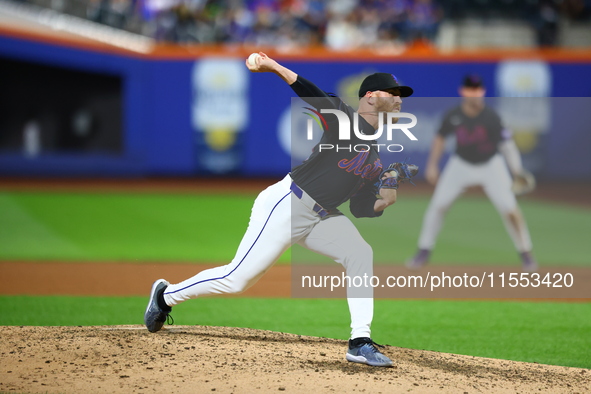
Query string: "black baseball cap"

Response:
xmin=462 ymin=74 xmax=484 ymax=88
xmin=358 ymin=72 xmax=414 ymax=98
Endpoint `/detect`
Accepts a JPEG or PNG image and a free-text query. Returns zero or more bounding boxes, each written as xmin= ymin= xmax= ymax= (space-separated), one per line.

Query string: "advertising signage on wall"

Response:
xmin=0 ymin=27 xmax=590 ymax=178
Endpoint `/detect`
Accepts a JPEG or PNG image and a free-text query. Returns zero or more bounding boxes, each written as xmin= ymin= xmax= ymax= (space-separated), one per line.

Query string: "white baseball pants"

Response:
xmin=163 ymin=174 xmax=374 ymax=339
xmin=418 ymin=154 xmax=532 ymax=252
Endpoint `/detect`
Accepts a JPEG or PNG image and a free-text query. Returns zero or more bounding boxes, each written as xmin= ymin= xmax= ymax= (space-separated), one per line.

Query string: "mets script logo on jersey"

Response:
xmin=338 ymin=151 xmax=382 ymax=180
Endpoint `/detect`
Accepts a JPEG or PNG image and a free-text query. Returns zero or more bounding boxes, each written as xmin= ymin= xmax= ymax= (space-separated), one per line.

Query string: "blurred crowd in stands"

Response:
xmin=36 ymin=0 xmax=591 ymax=48
xmin=85 ymin=0 xmax=443 ymax=49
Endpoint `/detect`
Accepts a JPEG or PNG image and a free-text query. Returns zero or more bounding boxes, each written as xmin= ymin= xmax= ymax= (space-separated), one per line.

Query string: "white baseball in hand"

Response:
xmin=248 ymin=53 xmax=261 ymax=67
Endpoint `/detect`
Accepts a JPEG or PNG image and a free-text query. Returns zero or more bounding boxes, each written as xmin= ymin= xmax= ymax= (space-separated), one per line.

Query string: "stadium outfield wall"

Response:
xmin=0 ymin=27 xmax=590 ymax=179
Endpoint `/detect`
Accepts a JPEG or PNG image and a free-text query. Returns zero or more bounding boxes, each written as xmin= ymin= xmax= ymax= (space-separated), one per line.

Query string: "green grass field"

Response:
xmin=0 ymin=190 xmax=589 ymax=369
xmin=0 ymin=192 xmax=258 ymax=262
xmin=1 ymin=191 xmax=590 ymax=265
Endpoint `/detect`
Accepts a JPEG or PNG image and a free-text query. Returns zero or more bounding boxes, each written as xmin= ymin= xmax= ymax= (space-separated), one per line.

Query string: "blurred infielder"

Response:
xmin=407 ymin=74 xmax=537 ymax=272
xmin=144 ymin=52 xmax=418 ymax=367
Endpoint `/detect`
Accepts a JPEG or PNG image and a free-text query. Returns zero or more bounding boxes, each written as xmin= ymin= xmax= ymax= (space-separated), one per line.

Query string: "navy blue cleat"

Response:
xmin=346 ymin=337 xmax=393 ymax=367
xmin=144 ymin=279 xmax=172 ymax=333
xmin=521 ymin=251 xmax=538 ymax=273
xmin=406 ymin=248 xmax=431 ymax=270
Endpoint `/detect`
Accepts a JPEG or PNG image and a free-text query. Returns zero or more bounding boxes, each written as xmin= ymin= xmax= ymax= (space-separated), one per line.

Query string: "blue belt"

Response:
xmin=290 ymin=182 xmax=329 ymax=218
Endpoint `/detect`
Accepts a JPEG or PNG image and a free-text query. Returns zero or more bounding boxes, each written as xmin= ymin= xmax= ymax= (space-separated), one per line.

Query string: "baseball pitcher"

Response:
xmin=145 ymin=53 xmax=418 ymax=367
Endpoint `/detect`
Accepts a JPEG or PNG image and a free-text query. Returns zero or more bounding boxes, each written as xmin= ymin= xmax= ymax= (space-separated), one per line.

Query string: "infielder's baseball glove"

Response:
xmin=375 ymin=162 xmax=419 ymax=190
xmin=512 ymin=169 xmax=536 ymax=196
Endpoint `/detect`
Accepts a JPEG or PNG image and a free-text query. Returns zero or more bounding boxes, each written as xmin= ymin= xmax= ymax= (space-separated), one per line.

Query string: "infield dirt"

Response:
xmin=1 ymin=325 xmax=590 ymax=394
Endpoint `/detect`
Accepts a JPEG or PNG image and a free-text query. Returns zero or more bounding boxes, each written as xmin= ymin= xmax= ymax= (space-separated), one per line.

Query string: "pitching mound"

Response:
xmin=1 ymin=326 xmax=588 ymax=393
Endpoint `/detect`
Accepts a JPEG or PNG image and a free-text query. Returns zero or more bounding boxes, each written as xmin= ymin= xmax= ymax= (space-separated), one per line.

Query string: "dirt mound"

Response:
xmin=1 ymin=326 xmax=589 ymax=393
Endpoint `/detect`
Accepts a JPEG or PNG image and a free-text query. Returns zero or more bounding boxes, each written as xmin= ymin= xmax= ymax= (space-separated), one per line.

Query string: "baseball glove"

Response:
xmin=375 ymin=162 xmax=419 ymax=190
xmin=512 ymin=169 xmax=536 ymax=196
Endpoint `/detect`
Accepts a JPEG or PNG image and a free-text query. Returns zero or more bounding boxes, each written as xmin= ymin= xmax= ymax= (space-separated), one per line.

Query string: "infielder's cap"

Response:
xmin=462 ymin=74 xmax=484 ymax=88
xmin=358 ymin=73 xmax=414 ymax=98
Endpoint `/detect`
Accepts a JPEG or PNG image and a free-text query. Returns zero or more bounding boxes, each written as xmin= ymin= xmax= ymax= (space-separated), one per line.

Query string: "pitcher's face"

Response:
xmin=374 ymin=89 xmax=402 ymax=113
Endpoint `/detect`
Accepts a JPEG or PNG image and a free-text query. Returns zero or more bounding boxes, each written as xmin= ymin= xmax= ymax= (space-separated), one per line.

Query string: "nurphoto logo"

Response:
xmin=303 ymin=108 xmax=418 ymax=152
